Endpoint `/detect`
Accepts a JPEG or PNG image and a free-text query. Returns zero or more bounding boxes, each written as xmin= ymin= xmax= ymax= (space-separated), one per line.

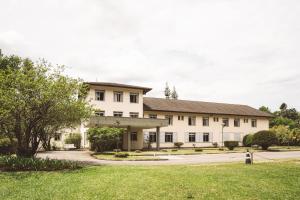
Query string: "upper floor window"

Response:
xmin=251 ymin=119 xmax=257 ymax=127
xmin=222 ymin=118 xmax=229 ymax=127
xmin=188 ymin=116 xmax=196 ymax=126
xmin=203 ymin=133 xmax=210 ymax=142
xmin=113 ymin=91 xmax=123 ymax=102
xmin=131 ymin=132 xmax=137 ymax=141
xmin=129 ymin=93 xmax=139 ymax=103
xmin=178 ymin=115 xmax=184 ymax=121
xmin=149 ymin=114 xmax=157 ymax=119
xmin=149 ymin=132 xmax=157 ymax=143
xmin=203 ymin=117 xmax=209 ymax=126
xmin=189 ymin=132 xmax=196 ymax=142
xmin=95 ymin=90 xmax=105 ymax=101
xmin=165 ymin=132 xmax=173 ymax=143
xmin=234 ymin=118 xmax=240 ymax=127
xmin=165 ymin=115 xmax=173 ymax=125
xmin=244 ymin=118 xmax=248 ymax=123
xmin=130 ymin=112 xmax=139 ymax=118
xmin=213 ymin=117 xmax=219 ymax=122
xmin=95 ymin=111 xmax=105 ymax=116
xmin=113 ymin=111 xmax=123 ymax=117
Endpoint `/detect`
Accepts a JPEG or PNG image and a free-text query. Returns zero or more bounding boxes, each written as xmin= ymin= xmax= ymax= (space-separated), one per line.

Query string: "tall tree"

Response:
xmin=280 ymin=103 xmax=287 ymax=111
xmin=259 ymin=106 xmax=271 ymax=114
xmin=0 ymin=55 xmax=92 ymax=157
xmin=164 ymin=82 xmax=171 ymax=99
xmin=171 ymin=86 xmax=178 ymax=100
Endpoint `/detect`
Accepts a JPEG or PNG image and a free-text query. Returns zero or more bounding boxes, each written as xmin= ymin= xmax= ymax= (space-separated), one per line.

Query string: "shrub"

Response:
xmin=252 ymin=130 xmax=277 ymax=150
xmin=224 ymin=141 xmax=239 ymax=150
xmin=161 ymin=149 xmax=168 ymax=152
xmin=243 ymin=134 xmax=253 ymax=147
xmin=174 ymin=142 xmax=184 ymax=148
xmin=212 ymin=142 xmax=218 ymax=148
xmin=171 ymin=149 xmax=178 ymax=152
xmin=0 ymin=156 xmax=82 ymax=171
xmin=114 ymin=152 xmax=129 ymax=158
xmin=194 ymin=148 xmax=203 ymax=152
xmin=135 ymin=150 xmax=142 ymax=153
xmin=65 ymin=133 xmax=82 ymax=149
xmin=0 ymin=137 xmax=17 ymax=155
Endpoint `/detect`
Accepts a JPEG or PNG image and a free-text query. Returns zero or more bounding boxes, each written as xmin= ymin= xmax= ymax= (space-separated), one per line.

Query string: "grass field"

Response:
xmin=1 ymin=160 xmax=300 ymax=200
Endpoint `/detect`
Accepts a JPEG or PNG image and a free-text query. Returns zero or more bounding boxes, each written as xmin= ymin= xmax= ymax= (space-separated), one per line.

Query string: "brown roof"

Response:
xmin=85 ymin=82 xmax=152 ymax=94
xmin=143 ymin=97 xmax=273 ymax=118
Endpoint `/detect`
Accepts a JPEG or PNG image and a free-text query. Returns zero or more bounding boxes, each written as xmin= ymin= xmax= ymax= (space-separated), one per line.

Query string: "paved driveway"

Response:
xmin=37 ymin=150 xmax=300 ymax=165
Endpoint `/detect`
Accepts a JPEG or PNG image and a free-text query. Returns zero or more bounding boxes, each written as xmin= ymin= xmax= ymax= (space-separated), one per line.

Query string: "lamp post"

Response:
xmin=221 ymin=123 xmax=225 ymax=148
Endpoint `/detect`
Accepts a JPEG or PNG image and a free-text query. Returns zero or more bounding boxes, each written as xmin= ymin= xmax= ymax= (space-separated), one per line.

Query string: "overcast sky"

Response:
xmin=0 ymin=0 xmax=299 ymax=111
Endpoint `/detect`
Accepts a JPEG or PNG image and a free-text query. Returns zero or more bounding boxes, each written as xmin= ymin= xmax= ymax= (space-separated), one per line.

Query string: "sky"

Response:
xmin=0 ymin=0 xmax=299 ymax=111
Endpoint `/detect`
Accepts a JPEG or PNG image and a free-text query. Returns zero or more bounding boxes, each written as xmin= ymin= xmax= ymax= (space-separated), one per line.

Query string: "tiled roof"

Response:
xmin=143 ymin=97 xmax=273 ymax=117
xmin=85 ymin=82 xmax=152 ymax=94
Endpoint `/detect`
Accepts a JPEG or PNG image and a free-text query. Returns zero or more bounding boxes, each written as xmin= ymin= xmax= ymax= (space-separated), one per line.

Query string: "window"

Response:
xmin=54 ymin=133 xmax=61 ymax=141
xmin=149 ymin=114 xmax=157 ymax=119
xmin=251 ymin=119 xmax=257 ymax=127
xmin=244 ymin=118 xmax=248 ymax=123
xmin=213 ymin=117 xmax=219 ymax=122
xmin=131 ymin=132 xmax=137 ymax=141
xmin=130 ymin=112 xmax=139 ymax=118
xmin=130 ymin=93 xmax=139 ymax=103
xmin=149 ymin=132 xmax=156 ymax=143
xmin=165 ymin=132 xmax=173 ymax=143
xmin=95 ymin=90 xmax=105 ymax=101
xmin=222 ymin=118 xmax=229 ymax=127
xmin=203 ymin=133 xmax=210 ymax=142
xmin=188 ymin=116 xmax=196 ymax=126
xmin=234 ymin=118 xmax=240 ymax=127
xmin=95 ymin=111 xmax=105 ymax=116
xmin=113 ymin=111 xmax=123 ymax=117
xmin=203 ymin=117 xmax=209 ymax=126
xmin=189 ymin=132 xmax=196 ymax=142
xmin=113 ymin=91 xmax=123 ymax=102
xmin=165 ymin=115 xmax=173 ymax=125
xmin=178 ymin=115 xmax=184 ymax=120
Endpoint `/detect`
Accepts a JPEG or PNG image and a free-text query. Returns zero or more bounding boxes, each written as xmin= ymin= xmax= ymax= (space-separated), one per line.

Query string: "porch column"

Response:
xmin=127 ymin=126 xmax=131 ymax=151
xmin=156 ymin=126 xmax=160 ymax=151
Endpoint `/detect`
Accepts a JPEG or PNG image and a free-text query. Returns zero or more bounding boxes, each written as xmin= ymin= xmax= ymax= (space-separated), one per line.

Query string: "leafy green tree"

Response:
xmin=270 ymin=125 xmax=292 ymax=146
xmin=259 ymin=106 xmax=272 ymax=114
xmin=164 ymin=82 xmax=171 ymax=99
xmin=171 ymin=86 xmax=178 ymax=100
xmin=0 ymin=54 xmax=92 ymax=157
xmin=280 ymin=103 xmax=287 ymax=111
xmin=252 ymin=130 xmax=277 ymax=150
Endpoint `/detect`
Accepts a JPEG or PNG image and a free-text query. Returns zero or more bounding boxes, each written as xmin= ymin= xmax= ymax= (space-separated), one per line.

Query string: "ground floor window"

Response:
xmin=113 ymin=111 xmax=123 ymax=117
xmin=95 ymin=111 xmax=105 ymax=116
xmin=131 ymin=132 xmax=137 ymax=141
xmin=54 ymin=133 xmax=61 ymax=141
xmin=203 ymin=133 xmax=210 ymax=142
xmin=130 ymin=112 xmax=139 ymax=118
xmin=165 ymin=132 xmax=173 ymax=143
xmin=149 ymin=132 xmax=156 ymax=143
xmin=189 ymin=132 xmax=196 ymax=142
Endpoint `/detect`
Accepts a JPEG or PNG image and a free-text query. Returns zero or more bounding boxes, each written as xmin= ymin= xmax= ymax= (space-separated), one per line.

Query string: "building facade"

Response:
xmin=56 ymin=82 xmax=272 ymax=150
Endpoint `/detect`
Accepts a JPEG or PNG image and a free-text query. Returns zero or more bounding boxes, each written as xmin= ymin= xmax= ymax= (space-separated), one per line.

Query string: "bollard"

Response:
xmin=245 ymin=149 xmax=252 ymax=164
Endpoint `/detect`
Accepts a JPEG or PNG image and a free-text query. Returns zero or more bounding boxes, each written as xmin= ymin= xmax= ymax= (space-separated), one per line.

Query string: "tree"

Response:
xmin=252 ymin=130 xmax=277 ymax=150
xmin=270 ymin=125 xmax=292 ymax=146
xmin=280 ymin=103 xmax=287 ymax=111
xmin=171 ymin=86 xmax=178 ymax=100
xmin=0 ymin=54 xmax=92 ymax=157
xmin=164 ymin=82 xmax=171 ymax=99
xmin=259 ymin=106 xmax=271 ymax=114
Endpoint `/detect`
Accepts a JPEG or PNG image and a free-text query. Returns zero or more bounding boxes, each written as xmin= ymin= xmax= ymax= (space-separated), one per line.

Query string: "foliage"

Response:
xmin=164 ymin=82 xmax=171 ymax=99
xmin=0 ymin=136 xmax=17 ymax=155
xmin=0 ymin=156 xmax=82 ymax=171
xmin=242 ymin=134 xmax=253 ymax=147
xmin=224 ymin=141 xmax=239 ymax=150
xmin=64 ymin=133 xmax=82 ymax=149
xmin=171 ymin=86 xmax=178 ymax=99
xmin=114 ymin=152 xmax=129 ymax=158
xmin=252 ymin=130 xmax=277 ymax=150
xmin=270 ymin=125 xmax=300 ymax=146
xmin=0 ymin=54 xmax=92 ymax=157
xmin=259 ymin=106 xmax=272 ymax=114
xmin=87 ymin=127 xmax=124 ymax=152
xmin=194 ymin=148 xmax=203 ymax=152
xmin=174 ymin=142 xmax=184 ymax=148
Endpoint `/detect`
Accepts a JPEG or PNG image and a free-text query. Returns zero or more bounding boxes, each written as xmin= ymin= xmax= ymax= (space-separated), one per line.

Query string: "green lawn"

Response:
xmin=1 ymin=160 xmax=300 ymax=200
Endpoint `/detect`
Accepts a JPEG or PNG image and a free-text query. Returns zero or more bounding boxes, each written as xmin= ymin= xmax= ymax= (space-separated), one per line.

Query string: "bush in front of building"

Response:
xmin=224 ymin=141 xmax=239 ymax=150
xmin=242 ymin=134 xmax=253 ymax=147
xmin=194 ymin=148 xmax=203 ymax=152
xmin=174 ymin=142 xmax=184 ymax=148
xmin=65 ymin=133 xmax=82 ymax=149
xmin=87 ymin=127 xmax=124 ymax=152
xmin=0 ymin=136 xmax=17 ymax=155
xmin=114 ymin=152 xmax=129 ymax=158
xmin=252 ymin=130 xmax=277 ymax=150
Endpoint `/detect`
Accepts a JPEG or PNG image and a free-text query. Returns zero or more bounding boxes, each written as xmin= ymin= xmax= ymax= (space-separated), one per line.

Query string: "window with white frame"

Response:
xmin=222 ymin=118 xmax=229 ymax=127
xmin=188 ymin=116 xmax=196 ymax=126
xmin=130 ymin=93 xmax=139 ymax=103
xmin=165 ymin=132 xmax=173 ymax=143
xmin=130 ymin=112 xmax=139 ymax=118
xmin=178 ymin=115 xmax=184 ymax=120
xmin=213 ymin=117 xmax=219 ymax=122
xmin=113 ymin=91 xmax=123 ymax=102
xmin=189 ymin=132 xmax=196 ymax=142
xmin=95 ymin=111 xmax=105 ymax=116
xmin=113 ymin=111 xmax=123 ymax=117
xmin=149 ymin=132 xmax=156 ymax=143
xmin=203 ymin=117 xmax=209 ymax=126
xmin=251 ymin=119 xmax=257 ymax=127
xmin=203 ymin=133 xmax=210 ymax=142
xmin=165 ymin=115 xmax=173 ymax=125
xmin=234 ymin=118 xmax=240 ymax=127
xmin=131 ymin=132 xmax=137 ymax=141
xmin=149 ymin=114 xmax=157 ymax=119
xmin=95 ymin=90 xmax=105 ymax=101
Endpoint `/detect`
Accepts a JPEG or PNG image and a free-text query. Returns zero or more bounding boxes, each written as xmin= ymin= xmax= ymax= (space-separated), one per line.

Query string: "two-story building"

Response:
xmin=56 ymin=82 xmax=272 ymax=150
